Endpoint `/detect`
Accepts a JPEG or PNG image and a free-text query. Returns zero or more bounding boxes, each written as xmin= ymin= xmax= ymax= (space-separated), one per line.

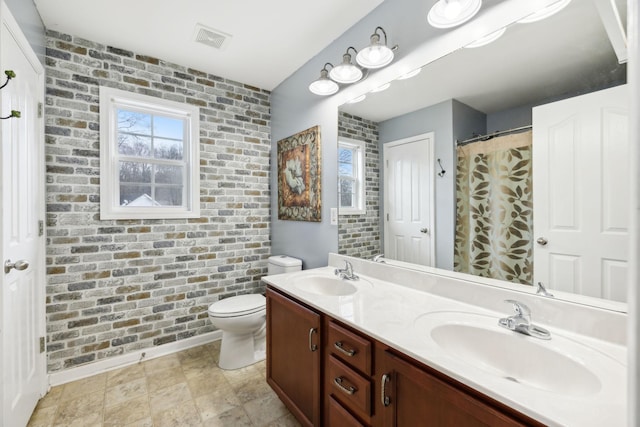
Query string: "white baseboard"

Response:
xmin=48 ymin=331 xmax=222 ymax=387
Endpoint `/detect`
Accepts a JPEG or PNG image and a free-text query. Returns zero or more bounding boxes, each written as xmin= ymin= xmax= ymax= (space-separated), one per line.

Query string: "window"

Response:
xmin=99 ymin=87 xmax=200 ymax=219
xmin=338 ymin=138 xmax=365 ymax=215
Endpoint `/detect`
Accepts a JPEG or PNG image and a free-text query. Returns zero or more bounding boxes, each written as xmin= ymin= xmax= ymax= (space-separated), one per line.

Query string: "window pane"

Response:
xmin=118 ymin=134 xmax=151 ymax=157
xmin=339 ymin=147 xmax=353 ymax=163
xmin=154 ymin=138 xmax=184 ymax=160
xmin=120 ymin=185 xmax=153 ymax=206
xmin=155 ymin=186 xmax=183 ymax=206
xmin=119 ymin=161 xmax=152 ymax=183
xmin=340 ymin=192 xmax=353 ymax=208
xmin=117 ymin=109 xmax=151 ymax=135
xmin=338 ymin=162 xmax=353 ymax=176
xmin=154 ymin=116 xmax=184 ymax=139
xmin=155 ymin=165 xmax=183 ymax=184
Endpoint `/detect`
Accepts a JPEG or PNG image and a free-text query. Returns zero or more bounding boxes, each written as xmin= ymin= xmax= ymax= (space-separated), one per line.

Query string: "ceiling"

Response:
xmin=33 ymin=0 xmax=384 ymax=91
xmin=340 ymin=0 xmax=628 ymax=122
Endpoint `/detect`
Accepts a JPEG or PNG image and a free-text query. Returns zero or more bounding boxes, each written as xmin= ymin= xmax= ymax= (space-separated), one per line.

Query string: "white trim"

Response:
xmin=99 ymin=86 xmax=201 ymax=220
xmin=48 ymin=331 xmax=221 ymax=387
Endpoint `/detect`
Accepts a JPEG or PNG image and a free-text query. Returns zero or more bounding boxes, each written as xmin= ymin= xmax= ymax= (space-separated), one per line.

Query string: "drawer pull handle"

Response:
xmin=381 ymin=373 xmax=391 ymax=406
xmin=334 ymin=376 xmax=357 ymax=395
xmin=308 ymin=328 xmax=318 ymax=352
xmin=334 ymin=341 xmax=356 ymax=357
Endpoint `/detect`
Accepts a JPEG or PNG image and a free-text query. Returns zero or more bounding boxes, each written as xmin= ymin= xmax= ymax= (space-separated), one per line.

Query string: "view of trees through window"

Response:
xmin=117 ymin=109 xmax=186 ymax=207
xmin=338 ymin=146 xmax=356 ymax=208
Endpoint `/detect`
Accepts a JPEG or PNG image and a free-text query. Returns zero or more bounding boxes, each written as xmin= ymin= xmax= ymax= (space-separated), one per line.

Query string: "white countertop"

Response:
xmin=262 ymin=256 xmax=627 ymax=427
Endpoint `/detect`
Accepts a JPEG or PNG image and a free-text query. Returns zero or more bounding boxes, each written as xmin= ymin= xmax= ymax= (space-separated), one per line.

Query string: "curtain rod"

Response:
xmin=456 ymin=125 xmax=532 ymax=146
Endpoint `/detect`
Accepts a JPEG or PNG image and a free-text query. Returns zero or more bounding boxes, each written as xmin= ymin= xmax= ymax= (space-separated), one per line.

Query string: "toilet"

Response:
xmin=208 ymin=255 xmax=302 ymax=370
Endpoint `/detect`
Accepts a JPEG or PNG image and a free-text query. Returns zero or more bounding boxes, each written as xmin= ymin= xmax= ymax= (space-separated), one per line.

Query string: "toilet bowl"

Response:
xmin=208 ymin=294 xmax=267 ymax=370
xmin=209 ymin=255 xmax=301 ymax=370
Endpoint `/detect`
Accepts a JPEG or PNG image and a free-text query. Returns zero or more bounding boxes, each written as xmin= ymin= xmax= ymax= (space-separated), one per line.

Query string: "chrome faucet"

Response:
xmin=372 ymin=254 xmax=386 ymax=263
xmin=535 ymin=281 xmax=554 ymax=298
xmin=498 ymin=300 xmax=551 ymax=340
xmin=334 ymin=260 xmax=359 ymax=280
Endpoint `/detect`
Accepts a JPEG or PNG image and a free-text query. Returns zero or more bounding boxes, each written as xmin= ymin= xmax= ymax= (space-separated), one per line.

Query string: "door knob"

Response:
xmin=536 ymin=237 xmax=548 ymax=246
xmin=4 ymin=259 xmax=29 ymax=274
xmin=420 ymin=228 xmax=429 ymax=234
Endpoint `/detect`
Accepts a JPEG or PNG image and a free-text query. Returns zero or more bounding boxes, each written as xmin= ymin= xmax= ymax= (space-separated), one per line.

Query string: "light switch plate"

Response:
xmin=330 ymin=208 xmax=338 ymax=225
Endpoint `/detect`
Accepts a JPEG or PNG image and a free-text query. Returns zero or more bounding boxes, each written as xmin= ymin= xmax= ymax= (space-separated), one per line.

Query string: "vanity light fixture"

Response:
xmin=309 ymin=63 xmax=339 ymax=96
xmin=428 ymin=0 xmax=482 ymax=29
xmin=397 ymin=67 xmax=422 ymax=80
xmin=356 ymin=27 xmax=396 ymax=69
xmin=465 ymin=27 xmax=506 ymax=48
xmin=517 ymin=0 xmax=571 ymax=24
xmin=329 ymin=47 xmax=363 ymax=84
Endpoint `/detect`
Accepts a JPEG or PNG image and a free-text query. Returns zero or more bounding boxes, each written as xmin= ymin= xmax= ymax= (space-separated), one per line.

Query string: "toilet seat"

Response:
xmin=208 ymin=294 xmax=266 ymax=318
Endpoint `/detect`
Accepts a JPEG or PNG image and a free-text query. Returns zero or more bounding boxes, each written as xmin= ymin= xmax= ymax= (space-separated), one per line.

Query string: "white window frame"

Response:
xmin=99 ymin=86 xmax=200 ymax=220
xmin=338 ymin=138 xmax=366 ymax=215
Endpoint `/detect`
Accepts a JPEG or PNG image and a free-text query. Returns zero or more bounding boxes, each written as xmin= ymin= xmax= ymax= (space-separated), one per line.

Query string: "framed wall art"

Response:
xmin=277 ymin=125 xmax=322 ymax=221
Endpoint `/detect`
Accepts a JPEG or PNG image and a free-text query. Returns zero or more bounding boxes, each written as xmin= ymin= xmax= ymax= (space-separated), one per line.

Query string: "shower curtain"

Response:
xmin=454 ymin=130 xmax=533 ymax=285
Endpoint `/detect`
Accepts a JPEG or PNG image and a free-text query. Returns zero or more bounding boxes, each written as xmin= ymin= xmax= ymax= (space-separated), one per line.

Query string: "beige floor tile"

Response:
xmin=27 ymin=405 xmax=57 ymax=427
xmin=263 ymin=413 xmax=302 ymax=427
xmin=54 ymin=390 xmax=104 ymax=425
xmin=177 ymin=345 xmax=214 ymax=364
xmin=105 ymin=377 xmax=148 ymax=408
xmin=35 ymin=385 xmax=64 ymax=410
xmin=152 ymin=400 xmax=202 ymax=427
xmin=60 ymin=374 xmax=107 ymax=401
xmin=142 ymin=354 xmax=181 ymax=374
xmin=146 ymin=366 xmax=187 ymax=393
xmin=181 ymin=355 xmax=217 ymax=379
xmin=230 ymin=375 xmax=273 ymax=404
xmin=53 ymin=411 xmax=103 ymax=427
xmin=106 ymin=363 xmax=146 ymax=388
xmin=244 ymin=394 xmax=290 ymax=427
xmin=194 ymin=386 xmax=242 ymax=421
xmin=123 ymin=418 xmax=153 ymax=427
xmin=186 ymin=368 xmax=229 ymax=398
xmin=149 ymin=382 xmax=192 ymax=413
xmin=104 ymin=395 xmax=151 ymax=426
xmin=201 ymin=406 xmax=252 ymax=427
xmin=221 ymin=364 xmax=260 ymax=385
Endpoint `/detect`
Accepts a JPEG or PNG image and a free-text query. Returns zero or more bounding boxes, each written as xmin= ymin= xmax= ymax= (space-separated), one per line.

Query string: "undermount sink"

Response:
xmin=414 ymin=312 xmax=615 ymax=397
xmin=295 ymin=275 xmax=360 ymax=296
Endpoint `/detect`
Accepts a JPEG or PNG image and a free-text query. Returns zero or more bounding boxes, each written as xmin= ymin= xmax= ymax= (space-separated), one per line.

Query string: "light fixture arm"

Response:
xmin=373 ymin=26 xmax=388 ymax=46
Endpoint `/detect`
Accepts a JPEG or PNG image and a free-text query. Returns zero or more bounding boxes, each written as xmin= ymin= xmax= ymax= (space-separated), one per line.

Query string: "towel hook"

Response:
xmin=437 ymin=158 xmax=446 ymax=177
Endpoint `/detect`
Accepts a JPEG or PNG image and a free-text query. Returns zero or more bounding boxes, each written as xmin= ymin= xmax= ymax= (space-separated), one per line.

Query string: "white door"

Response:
xmin=533 ymin=85 xmax=629 ymax=301
xmin=383 ymin=133 xmax=435 ymax=266
xmin=1 ymin=3 xmax=47 ymax=426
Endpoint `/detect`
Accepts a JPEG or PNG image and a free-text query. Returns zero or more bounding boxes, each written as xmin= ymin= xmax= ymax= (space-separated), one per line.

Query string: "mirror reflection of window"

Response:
xmin=338 ymin=139 xmax=365 ymax=214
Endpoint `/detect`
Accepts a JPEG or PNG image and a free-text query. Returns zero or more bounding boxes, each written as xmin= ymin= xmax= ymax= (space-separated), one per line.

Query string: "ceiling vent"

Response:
xmin=193 ymin=24 xmax=232 ymax=50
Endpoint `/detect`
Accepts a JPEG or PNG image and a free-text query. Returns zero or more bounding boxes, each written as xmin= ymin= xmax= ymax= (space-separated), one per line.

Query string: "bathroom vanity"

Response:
xmin=263 ymin=254 xmax=627 ymax=427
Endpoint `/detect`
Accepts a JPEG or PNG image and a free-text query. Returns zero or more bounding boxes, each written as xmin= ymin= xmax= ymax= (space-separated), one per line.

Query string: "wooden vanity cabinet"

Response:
xmin=266 ymin=288 xmax=322 ymax=427
xmin=266 ymin=287 xmax=545 ymax=427
xmin=377 ymin=349 xmax=545 ymax=427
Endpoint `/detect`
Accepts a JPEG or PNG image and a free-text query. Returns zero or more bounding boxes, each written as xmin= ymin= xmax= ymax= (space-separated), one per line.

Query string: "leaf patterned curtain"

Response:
xmin=454 ymin=131 xmax=533 ymax=285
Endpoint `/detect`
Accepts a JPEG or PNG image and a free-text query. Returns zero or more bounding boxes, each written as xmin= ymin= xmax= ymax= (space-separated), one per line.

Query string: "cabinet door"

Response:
xmin=379 ymin=351 xmax=529 ymax=427
xmin=266 ymin=288 xmax=322 ymax=426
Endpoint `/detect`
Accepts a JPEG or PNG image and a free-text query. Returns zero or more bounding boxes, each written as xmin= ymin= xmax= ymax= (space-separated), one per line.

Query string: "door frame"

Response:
xmin=0 ymin=0 xmax=47 ymax=420
xmin=382 ymin=132 xmax=436 ymax=266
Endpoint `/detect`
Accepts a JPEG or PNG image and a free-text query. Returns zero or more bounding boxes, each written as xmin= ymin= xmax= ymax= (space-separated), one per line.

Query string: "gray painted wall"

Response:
xmin=5 ymin=0 xmax=45 ymax=63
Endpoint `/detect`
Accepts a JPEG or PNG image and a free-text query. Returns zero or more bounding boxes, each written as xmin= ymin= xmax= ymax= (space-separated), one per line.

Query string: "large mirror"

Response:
xmin=337 ymin=0 xmax=628 ymax=308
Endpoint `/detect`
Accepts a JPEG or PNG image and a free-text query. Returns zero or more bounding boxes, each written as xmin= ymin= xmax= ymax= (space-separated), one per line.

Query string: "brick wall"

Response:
xmin=337 ymin=112 xmax=380 ymax=259
xmin=44 ymin=30 xmax=271 ymax=372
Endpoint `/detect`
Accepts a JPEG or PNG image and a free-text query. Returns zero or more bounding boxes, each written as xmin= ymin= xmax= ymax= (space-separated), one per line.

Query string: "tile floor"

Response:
xmin=27 ymin=341 xmax=301 ymax=427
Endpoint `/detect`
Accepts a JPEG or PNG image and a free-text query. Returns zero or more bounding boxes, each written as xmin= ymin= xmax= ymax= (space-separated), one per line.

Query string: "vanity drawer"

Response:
xmin=328 ymin=321 xmax=372 ymax=375
xmin=328 ymin=355 xmax=372 ymax=417
xmin=328 ymin=396 xmax=366 ymax=427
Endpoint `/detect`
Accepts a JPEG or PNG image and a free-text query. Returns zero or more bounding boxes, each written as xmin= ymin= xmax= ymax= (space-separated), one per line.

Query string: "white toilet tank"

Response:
xmin=268 ymin=255 xmax=302 ymax=275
